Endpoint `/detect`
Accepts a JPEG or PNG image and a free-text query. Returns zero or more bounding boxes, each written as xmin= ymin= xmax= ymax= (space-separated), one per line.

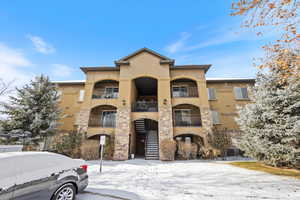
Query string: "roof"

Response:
xmin=115 ymin=47 xmax=174 ymax=66
xmin=80 ymin=66 xmax=119 ymax=73
xmin=172 ymin=65 xmax=211 ymax=73
xmin=52 ymin=77 xmax=255 ymax=85
xmin=52 ymin=80 xmax=85 ymax=85
xmin=206 ymin=78 xmax=255 ymax=83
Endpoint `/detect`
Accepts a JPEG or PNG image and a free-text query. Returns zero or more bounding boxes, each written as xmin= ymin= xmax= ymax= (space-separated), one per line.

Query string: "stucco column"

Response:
xmin=158 ymin=79 xmax=174 ymax=160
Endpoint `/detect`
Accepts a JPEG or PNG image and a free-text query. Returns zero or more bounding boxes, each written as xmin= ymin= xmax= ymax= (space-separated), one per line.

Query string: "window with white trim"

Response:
xmin=211 ymin=110 xmax=220 ymax=124
xmin=234 ymin=87 xmax=249 ymax=100
xmin=57 ymin=90 xmax=62 ymax=101
xmin=207 ymin=88 xmax=216 ymax=100
xmin=78 ymin=90 xmax=85 ymax=102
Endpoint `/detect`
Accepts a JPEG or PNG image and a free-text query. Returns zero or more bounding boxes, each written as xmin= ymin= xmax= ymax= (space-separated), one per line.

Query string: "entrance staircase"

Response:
xmin=135 ymin=119 xmax=146 ymax=133
xmin=145 ymin=131 xmax=159 ymax=160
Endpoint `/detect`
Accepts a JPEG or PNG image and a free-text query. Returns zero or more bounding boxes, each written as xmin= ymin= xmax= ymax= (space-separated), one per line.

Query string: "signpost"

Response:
xmin=99 ymin=135 xmax=106 ymax=173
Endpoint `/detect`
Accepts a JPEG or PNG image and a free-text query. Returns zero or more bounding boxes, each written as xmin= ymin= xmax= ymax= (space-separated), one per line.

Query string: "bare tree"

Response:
xmin=0 ymin=79 xmax=14 ymax=96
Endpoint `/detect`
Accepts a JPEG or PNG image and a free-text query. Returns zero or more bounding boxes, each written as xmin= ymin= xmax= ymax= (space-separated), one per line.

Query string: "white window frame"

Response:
xmin=207 ymin=88 xmax=216 ymax=100
xmin=234 ymin=87 xmax=249 ymax=100
xmin=78 ymin=90 xmax=85 ymax=102
xmin=211 ymin=110 xmax=220 ymax=125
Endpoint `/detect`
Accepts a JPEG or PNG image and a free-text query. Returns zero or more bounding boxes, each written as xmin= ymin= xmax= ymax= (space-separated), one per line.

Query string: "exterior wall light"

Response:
xmin=163 ymin=99 xmax=167 ymax=105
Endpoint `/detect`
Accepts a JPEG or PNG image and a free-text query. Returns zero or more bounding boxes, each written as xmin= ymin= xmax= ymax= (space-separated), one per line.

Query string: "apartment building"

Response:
xmin=55 ymin=48 xmax=254 ymax=160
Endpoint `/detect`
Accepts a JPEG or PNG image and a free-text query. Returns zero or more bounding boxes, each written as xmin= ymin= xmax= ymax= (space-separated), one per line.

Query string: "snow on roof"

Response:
xmin=51 ymin=78 xmax=255 ymax=85
xmin=52 ymin=80 xmax=85 ymax=84
xmin=206 ymin=77 xmax=255 ymax=82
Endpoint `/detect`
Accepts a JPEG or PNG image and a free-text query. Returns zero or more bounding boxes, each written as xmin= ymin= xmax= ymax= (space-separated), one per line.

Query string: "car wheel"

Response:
xmin=52 ymin=183 xmax=76 ymax=200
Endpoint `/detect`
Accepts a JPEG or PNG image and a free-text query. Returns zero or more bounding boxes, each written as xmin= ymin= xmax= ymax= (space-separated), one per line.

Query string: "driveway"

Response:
xmin=77 ymin=159 xmax=300 ymax=200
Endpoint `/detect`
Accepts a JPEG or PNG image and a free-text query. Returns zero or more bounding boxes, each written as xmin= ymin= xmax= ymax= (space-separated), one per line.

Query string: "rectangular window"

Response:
xmin=174 ymin=109 xmax=192 ymax=125
xmin=104 ymin=87 xmax=119 ymax=98
xmin=211 ymin=110 xmax=220 ymax=124
xmin=78 ymin=90 xmax=85 ymax=102
xmin=101 ymin=111 xmax=116 ymax=127
xmin=57 ymin=90 xmax=62 ymax=101
xmin=234 ymin=87 xmax=249 ymax=100
xmin=172 ymin=86 xmax=188 ymax=97
xmin=207 ymin=88 xmax=216 ymax=100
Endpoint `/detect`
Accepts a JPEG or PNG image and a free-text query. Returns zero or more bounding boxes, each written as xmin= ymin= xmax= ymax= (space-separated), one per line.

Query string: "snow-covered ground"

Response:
xmin=77 ymin=159 xmax=300 ymax=200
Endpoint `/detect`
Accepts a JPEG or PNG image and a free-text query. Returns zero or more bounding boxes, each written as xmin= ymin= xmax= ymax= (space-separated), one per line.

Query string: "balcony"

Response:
xmin=171 ymin=78 xmax=199 ymax=98
xmin=132 ymin=101 xmax=158 ymax=112
xmin=92 ymin=80 xmax=119 ymax=99
xmin=173 ymin=114 xmax=202 ymax=127
xmin=172 ymin=86 xmax=198 ymax=98
xmin=172 ymin=104 xmax=202 ymax=127
xmin=92 ymin=89 xmax=118 ymax=99
xmin=88 ymin=105 xmax=117 ymax=127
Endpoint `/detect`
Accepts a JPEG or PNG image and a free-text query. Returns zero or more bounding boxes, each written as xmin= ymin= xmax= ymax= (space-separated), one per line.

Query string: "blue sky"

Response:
xmin=0 ymin=0 xmax=274 ymax=87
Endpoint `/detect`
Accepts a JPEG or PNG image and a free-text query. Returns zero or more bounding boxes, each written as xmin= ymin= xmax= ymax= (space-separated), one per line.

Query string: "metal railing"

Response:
xmin=132 ymin=102 xmax=158 ymax=112
xmin=92 ymin=89 xmax=118 ymax=99
xmin=171 ymin=86 xmax=198 ymax=98
xmin=173 ymin=115 xmax=202 ymax=126
xmin=88 ymin=116 xmax=116 ymax=127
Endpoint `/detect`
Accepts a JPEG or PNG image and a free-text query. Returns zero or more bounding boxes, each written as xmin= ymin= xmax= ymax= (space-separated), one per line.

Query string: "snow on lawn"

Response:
xmin=78 ymin=159 xmax=300 ymax=200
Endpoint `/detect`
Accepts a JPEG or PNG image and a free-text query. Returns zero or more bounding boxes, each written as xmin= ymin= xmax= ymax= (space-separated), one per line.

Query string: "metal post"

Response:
xmin=100 ymin=144 xmax=104 ymax=173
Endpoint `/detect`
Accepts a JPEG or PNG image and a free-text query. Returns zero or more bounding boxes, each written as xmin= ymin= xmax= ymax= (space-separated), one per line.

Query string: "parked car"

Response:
xmin=0 ymin=151 xmax=88 ymax=200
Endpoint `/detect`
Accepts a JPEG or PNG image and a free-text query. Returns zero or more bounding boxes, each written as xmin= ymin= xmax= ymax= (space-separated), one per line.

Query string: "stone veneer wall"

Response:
xmin=75 ymin=108 xmax=90 ymax=132
xmin=200 ymin=106 xmax=213 ymax=148
xmin=158 ymin=105 xmax=174 ymax=160
xmin=113 ymin=107 xmax=131 ymax=160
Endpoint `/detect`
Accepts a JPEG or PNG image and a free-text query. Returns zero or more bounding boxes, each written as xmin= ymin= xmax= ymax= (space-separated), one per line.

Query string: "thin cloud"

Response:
xmin=51 ymin=64 xmax=73 ymax=78
xmin=0 ymin=43 xmax=33 ymax=103
xmin=165 ymin=23 xmax=280 ymax=54
xmin=164 ymin=32 xmax=191 ymax=54
xmin=27 ymin=34 xmax=55 ymax=54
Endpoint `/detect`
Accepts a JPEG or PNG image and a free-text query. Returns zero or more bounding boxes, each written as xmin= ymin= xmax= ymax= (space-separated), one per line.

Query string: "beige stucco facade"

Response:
xmin=55 ymin=48 xmax=254 ymax=160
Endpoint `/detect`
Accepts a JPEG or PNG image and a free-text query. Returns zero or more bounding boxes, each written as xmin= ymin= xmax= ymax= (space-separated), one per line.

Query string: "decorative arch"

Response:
xmin=171 ymin=76 xmax=198 ymax=82
xmin=132 ymin=75 xmax=159 ymax=81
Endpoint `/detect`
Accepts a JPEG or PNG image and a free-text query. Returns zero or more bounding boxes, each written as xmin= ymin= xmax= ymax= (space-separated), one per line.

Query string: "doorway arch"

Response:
xmin=131 ymin=118 xmax=158 ymax=158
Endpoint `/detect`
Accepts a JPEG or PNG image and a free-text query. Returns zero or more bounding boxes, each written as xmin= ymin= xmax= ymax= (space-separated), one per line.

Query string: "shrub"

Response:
xmin=160 ymin=139 xmax=176 ymax=161
xmin=81 ymin=140 xmax=99 ymax=160
xmin=54 ymin=131 xmax=82 ymax=158
xmin=209 ymin=129 xmax=232 ymax=157
xmin=177 ymin=141 xmax=198 ymax=160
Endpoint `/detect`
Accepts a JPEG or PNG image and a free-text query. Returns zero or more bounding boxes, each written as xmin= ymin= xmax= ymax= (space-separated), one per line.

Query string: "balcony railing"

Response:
xmin=171 ymin=86 xmax=198 ymax=98
xmin=88 ymin=116 xmax=116 ymax=127
xmin=132 ymin=102 xmax=158 ymax=112
xmin=92 ymin=89 xmax=118 ymax=99
xmin=173 ymin=115 xmax=202 ymax=127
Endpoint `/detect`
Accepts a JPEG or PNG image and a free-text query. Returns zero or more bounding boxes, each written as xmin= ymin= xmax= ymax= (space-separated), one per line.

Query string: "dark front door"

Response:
xmin=136 ymin=134 xmax=146 ymax=157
